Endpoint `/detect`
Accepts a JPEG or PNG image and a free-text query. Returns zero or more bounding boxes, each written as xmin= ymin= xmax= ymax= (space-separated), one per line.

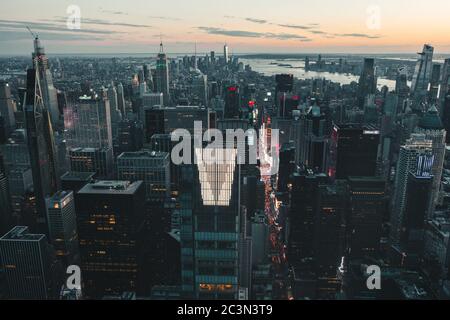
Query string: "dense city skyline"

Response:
xmin=1 ymin=0 xmax=450 ymax=55
xmin=1 ymin=0 xmax=450 ymax=305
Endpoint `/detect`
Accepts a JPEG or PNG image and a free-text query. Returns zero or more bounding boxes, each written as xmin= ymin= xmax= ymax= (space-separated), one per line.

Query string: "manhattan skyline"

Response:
xmin=1 ymin=0 xmax=450 ymax=55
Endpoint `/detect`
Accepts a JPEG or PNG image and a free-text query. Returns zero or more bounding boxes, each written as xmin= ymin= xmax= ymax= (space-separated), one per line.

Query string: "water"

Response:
xmin=240 ymin=58 xmax=397 ymax=91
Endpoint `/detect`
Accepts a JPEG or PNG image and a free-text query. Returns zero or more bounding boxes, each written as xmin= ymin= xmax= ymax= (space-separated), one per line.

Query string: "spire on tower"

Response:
xmin=159 ymin=34 xmax=164 ymax=54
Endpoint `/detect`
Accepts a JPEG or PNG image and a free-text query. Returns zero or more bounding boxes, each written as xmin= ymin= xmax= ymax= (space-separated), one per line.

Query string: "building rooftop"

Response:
xmin=418 ymin=105 xmax=444 ymax=130
xmin=78 ymin=180 xmax=143 ymax=195
xmin=0 ymin=226 xmax=45 ymax=241
xmin=117 ymin=150 xmax=169 ymax=160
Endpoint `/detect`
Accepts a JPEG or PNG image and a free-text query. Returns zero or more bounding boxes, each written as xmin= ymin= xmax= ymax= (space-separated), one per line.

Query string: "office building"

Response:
xmin=330 ymin=124 xmax=380 ymax=179
xmin=155 ymin=42 xmax=170 ymax=105
xmin=75 ymin=180 xmax=146 ymax=298
xmin=117 ymin=150 xmax=171 ymax=201
xmin=45 ymin=191 xmax=79 ymax=266
xmin=69 ymin=147 xmax=114 ymax=179
xmin=0 ymin=226 xmax=62 ymax=299
xmin=24 ymin=65 xmax=60 ymax=232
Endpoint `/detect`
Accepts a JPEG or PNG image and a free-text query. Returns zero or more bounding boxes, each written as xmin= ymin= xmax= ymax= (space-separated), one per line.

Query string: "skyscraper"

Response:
xmin=64 ymin=93 xmax=113 ymax=149
xmin=24 ymin=64 xmax=60 ymax=233
xmin=224 ymin=44 xmax=229 ymax=65
xmin=75 ymin=180 xmax=146 ymax=298
xmin=357 ymin=58 xmax=377 ymax=108
xmin=181 ymin=147 xmax=241 ymax=299
xmin=0 ymin=226 xmax=62 ymax=299
xmin=0 ymin=152 xmax=13 ymax=235
xmin=224 ymin=86 xmax=240 ymax=119
xmin=45 ymin=191 xmax=79 ymax=266
xmin=411 ymin=44 xmax=434 ymax=104
xmin=330 ymin=124 xmax=380 ymax=180
xmin=0 ymin=81 xmax=16 ymax=137
xmin=391 ymin=134 xmax=433 ymax=246
xmin=156 ymin=42 xmax=170 ymax=106
xmin=117 ymin=150 xmax=171 ymax=201
xmin=415 ymin=106 xmax=446 ymax=210
xmin=31 ymin=36 xmax=59 ymax=128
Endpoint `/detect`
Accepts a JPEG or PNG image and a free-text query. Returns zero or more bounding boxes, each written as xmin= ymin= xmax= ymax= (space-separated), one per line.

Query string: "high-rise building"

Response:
xmin=68 ymin=147 xmax=114 ymax=179
xmin=24 ymin=65 xmax=60 ymax=233
xmin=391 ymin=134 xmax=433 ymax=246
xmin=347 ymin=176 xmax=386 ymax=258
xmin=357 ymin=58 xmax=377 ymax=108
xmin=0 ymin=81 xmax=16 ymax=137
xmin=401 ymin=153 xmax=434 ymax=258
xmin=117 ymin=151 xmax=171 ymax=201
xmin=117 ymin=83 xmax=126 ymax=115
xmin=156 ymin=42 xmax=170 ymax=106
xmin=295 ymin=106 xmax=329 ymax=171
xmin=60 ymin=171 xmax=95 ymax=194
xmin=275 ymin=74 xmax=294 ymax=112
xmin=0 ymin=226 xmax=62 ymax=299
xmin=0 ymin=152 xmax=13 ymax=235
xmin=411 ymin=44 xmax=434 ymax=103
xmin=224 ymin=86 xmax=240 ymax=119
xmin=64 ymin=93 xmax=113 ymax=149
xmin=181 ymin=147 xmax=241 ymax=299
xmin=330 ymin=124 xmax=380 ymax=180
xmin=31 ymin=36 xmax=59 ymax=128
xmin=45 ymin=191 xmax=79 ymax=266
xmin=75 ymin=180 xmax=146 ymax=298
xmin=224 ymin=44 xmax=229 ymax=64
xmin=415 ymin=106 xmax=446 ymax=209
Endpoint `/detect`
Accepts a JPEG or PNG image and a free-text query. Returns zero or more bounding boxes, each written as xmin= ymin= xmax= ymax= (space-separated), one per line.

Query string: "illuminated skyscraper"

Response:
xmin=415 ymin=106 xmax=446 ymax=210
xmin=75 ymin=180 xmax=146 ymax=298
xmin=181 ymin=147 xmax=241 ymax=299
xmin=224 ymin=44 xmax=229 ymax=64
xmin=391 ymin=134 xmax=432 ymax=246
xmin=45 ymin=191 xmax=79 ymax=266
xmin=155 ymin=42 xmax=170 ymax=106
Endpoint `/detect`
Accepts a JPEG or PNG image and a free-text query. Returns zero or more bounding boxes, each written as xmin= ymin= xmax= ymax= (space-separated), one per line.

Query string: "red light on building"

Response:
xmin=248 ymin=100 xmax=255 ymax=108
xmin=292 ymin=95 xmax=300 ymax=100
xmin=228 ymin=86 xmax=237 ymax=92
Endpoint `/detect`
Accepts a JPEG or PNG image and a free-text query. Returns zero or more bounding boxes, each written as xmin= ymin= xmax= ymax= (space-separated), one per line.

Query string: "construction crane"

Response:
xmin=26 ymin=26 xmax=38 ymax=39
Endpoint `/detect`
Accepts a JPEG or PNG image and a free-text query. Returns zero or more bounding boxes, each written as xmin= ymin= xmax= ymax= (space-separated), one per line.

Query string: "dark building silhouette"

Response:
xmin=24 ymin=66 xmax=60 ymax=234
xmin=75 ymin=180 xmax=146 ymax=298
xmin=330 ymin=124 xmax=380 ymax=180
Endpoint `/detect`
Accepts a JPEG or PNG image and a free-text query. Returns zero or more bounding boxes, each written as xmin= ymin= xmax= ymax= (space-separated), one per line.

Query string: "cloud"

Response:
xmin=245 ymin=18 xmax=267 ymax=24
xmin=309 ymin=30 xmax=326 ymax=35
xmin=0 ymin=19 xmax=119 ymax=35
xmin=277 ymin=24 xmax=314 ymax=30
xmin=101 ymin=9 xmax=128 ymax=16
xmin=0 ymin=30 xmax=103 ymax=42
xmin=334 ymin=33 xmax=382 ymax=39
xmin=148 ymin=16 xmax=181 ymax=21
xmin=198 ymin=27 xmax=310 ymax=41
xmin=46 ymin=17 xmax=151 ymax=28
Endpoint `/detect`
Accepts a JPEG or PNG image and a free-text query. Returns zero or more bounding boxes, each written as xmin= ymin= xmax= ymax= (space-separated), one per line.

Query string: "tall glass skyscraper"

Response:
xmin=181 ymin=148 xmax=241 ymax=299
xmin=24 ymin=64 xmax=60 ymax=233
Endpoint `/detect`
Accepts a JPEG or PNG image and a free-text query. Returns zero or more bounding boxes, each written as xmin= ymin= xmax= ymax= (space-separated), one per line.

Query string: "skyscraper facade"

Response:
xmin=75 ymin=180 xmax=146 ymax=298
xmin=156 ymin=43 xmax=170 ymax=106
xmin=24 ymin=65 xmax=60 ymax=232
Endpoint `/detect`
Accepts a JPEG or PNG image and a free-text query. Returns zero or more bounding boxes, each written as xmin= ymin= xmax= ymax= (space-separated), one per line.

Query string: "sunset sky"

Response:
xmin=1 ymin=0 xmax=449 ymax=55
